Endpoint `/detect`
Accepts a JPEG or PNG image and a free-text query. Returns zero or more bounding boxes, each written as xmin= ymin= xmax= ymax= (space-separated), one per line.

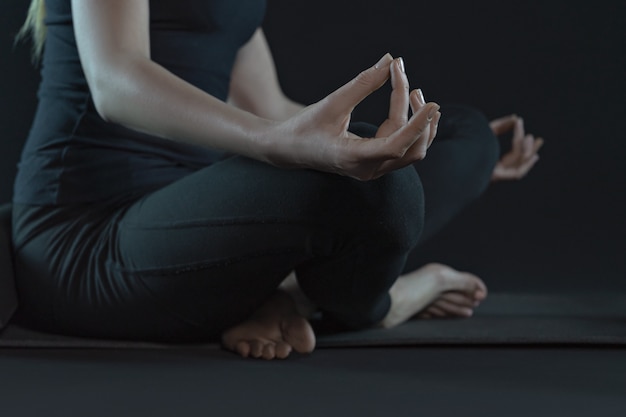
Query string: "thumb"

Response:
xmin=322 ymin=53 xmax=393 ymax=115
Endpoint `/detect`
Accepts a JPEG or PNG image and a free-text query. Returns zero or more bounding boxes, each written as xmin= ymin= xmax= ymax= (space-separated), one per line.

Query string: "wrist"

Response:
xmin=247 ymin=115 xmax=296 ymax=167
xmin=236 ymin=113 xmax=280 ymax=162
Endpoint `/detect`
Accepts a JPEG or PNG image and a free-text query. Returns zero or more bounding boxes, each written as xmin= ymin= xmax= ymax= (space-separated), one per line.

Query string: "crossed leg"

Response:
xmin=221 ymin=262 xmax=486 ymax=359
xmin=222 ymin=106 xmax=499 ymax=359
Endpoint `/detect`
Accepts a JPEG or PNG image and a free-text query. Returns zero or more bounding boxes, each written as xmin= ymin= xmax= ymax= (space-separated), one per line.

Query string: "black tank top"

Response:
xmin=13 ymin=0 xmax=266 ymax=205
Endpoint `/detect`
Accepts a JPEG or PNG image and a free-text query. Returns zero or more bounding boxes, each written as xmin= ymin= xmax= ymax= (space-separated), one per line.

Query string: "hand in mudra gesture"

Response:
xmin=263 ymin=54 xmax=441 ymax=181
xmin=490 ymin=114 xmax=544 ymax=181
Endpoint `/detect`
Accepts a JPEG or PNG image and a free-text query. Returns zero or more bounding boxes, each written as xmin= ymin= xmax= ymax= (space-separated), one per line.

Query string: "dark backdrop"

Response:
xmin=1 ymin=0 xmax=624 ymax=292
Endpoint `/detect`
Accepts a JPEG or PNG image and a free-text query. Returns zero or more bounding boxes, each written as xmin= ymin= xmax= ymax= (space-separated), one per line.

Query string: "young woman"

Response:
xmin=13 ymin=0 xmax=542 ymax=359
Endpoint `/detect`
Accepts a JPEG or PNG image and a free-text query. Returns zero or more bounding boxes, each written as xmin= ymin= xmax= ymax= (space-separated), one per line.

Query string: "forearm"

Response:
xmin=93 ymin=55 xmax=276 ymax=160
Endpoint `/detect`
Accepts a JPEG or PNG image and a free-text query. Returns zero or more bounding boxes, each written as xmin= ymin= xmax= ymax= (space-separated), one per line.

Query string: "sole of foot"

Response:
xmin=221 ymin=291 xmax=316 ymax=360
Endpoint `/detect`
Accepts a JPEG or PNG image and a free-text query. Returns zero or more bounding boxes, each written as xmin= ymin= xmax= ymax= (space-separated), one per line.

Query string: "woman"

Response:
xmin=13 ymin=0 xmax=542 ymax=359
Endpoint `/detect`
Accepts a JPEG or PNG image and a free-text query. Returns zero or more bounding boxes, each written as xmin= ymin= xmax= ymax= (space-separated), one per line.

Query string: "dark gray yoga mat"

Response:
xmin=316 ymin=293 xmax=626 ymax=347
xmin=1 ymin=293 xmax=625 ymax=349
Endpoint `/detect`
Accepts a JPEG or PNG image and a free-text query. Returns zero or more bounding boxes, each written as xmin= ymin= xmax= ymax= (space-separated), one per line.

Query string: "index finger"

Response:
xmin=355 ymin=102 xmax=440 ymax=165
xmin=323 ymin=54 xmax=393 ymax=115
xmin=489 ymin=114 xmax=518 ymax=136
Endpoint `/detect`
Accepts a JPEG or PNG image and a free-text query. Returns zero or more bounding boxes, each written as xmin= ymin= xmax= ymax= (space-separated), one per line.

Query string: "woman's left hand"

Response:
xmin=490 ymin=114 xmax=544 ymax=181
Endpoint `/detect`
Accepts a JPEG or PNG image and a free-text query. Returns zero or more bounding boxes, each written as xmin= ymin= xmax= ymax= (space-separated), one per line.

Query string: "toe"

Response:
xmin=275 ymin=342 xmax=292 ymax=359
xmin=426 ymin=305 xmax=448 ymax=317
xmin=455 ymin=273 xmax=488 ymax=303
xmin=262 ymin=343 xmax=276 ymax=360
xmin=434 ymin=299 xmax=473 ymax=317
xmin=474 ymin=278 xmax=488 ymax=300
xmin=281 ymin=317 xmax=316 ymax=354
xmin=235 ymin=341 xmax=251 ymax=358
xmin=250 ymin=340 xmax=264 ymax=358
xmin=440 ymin=292 xmax=476 ymax=308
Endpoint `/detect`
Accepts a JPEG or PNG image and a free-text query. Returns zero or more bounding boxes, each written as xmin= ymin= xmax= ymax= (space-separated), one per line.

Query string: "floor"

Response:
xmin=1 ymin=346 xmax=625 ymax=417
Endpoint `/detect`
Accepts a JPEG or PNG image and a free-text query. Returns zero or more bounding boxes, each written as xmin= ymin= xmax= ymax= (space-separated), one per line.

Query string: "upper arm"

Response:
xmin=72 ymin=0 xmax=151 ymax=111
xmin=228 ymin=29 xmax=292 ymax=119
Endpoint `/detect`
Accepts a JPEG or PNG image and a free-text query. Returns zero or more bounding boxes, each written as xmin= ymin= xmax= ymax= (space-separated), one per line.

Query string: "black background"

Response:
xmin=1 ymin=0 xmax=624 ymax=292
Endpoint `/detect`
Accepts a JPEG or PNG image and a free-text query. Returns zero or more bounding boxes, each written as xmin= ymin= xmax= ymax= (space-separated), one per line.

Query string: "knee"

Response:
xmin=329 ymin=167 xmax=425 ymax=253
xmin=375 ymin=167 xmax=425 ymax=251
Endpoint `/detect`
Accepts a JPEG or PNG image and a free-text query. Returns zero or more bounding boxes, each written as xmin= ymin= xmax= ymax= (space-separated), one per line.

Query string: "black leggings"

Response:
xmin=12 ymin=105 xmax=499 ymax=342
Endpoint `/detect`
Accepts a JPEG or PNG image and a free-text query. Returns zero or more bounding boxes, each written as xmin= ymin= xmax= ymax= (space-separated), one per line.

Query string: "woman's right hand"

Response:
xmin=259 ymin=54 xmax=441 ymax=181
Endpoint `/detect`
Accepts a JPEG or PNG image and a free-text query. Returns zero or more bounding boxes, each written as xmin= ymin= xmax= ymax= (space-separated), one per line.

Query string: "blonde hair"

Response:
xmin=16 ymin=0 xmax=47 ymax=62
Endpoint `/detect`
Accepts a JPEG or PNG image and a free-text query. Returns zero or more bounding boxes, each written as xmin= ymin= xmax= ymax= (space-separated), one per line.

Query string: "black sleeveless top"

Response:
xmin=14 ymin=0 xmax=266 ymax=205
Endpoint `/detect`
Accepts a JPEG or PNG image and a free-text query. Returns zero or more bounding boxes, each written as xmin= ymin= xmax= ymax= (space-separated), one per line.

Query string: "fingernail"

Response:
xmin=375 ymin=53 xmax=392 ymax=69
xmin=427 ymin=104 xmax=440 ymax=121
xmin=397 ymin=57 xmax=405 ymax=73
xmin=417 ymin=88 xmax=426 ymax=105
xmin=433 ymin=111 xmax=441 ymax=127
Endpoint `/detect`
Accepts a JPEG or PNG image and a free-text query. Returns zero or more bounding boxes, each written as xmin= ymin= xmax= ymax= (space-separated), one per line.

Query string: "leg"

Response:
xmin=401 ymin=105 xmax=499 ymax=319
xmin=410 ymin=104 xmax=500 ymax=251
xmin=277 ymin=110 xmax=498 ymax=327
xmin=266 ymin=106 xmax=497 ymax=328
xmin=353 ymin=104 xmax=499 ymax=259
xmin=13 ymin=155 xmax=424 ymax=347
xmin=352 ymin=105 xmax=499 ymax=325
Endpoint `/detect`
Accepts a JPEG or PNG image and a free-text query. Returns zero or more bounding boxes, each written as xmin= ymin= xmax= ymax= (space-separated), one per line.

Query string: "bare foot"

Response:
xmin=380 ymin=263 xmax=487 ymax=328
xmin=221 ymin=291 xmax=316 ymax=360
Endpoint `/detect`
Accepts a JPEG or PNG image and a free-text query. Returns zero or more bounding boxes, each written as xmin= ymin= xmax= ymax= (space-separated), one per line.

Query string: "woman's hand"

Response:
xmin=490 ymin=114 xmax=544 ymax=181
xmin=260 ymin=54 xmax=441 ymax=181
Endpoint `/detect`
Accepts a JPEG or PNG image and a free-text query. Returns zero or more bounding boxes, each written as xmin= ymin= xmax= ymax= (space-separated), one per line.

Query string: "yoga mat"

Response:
xmin=1 ymin=293 xmax=624 ymax=349
xmin=316 ymin=293 xmax=626 ymax=347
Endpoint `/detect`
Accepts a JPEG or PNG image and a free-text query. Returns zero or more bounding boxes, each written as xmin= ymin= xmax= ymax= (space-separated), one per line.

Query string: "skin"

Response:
xmin=490 ymin=115 xmax=544 ymax=181
xmin=71 ymin=0 xmax=543 ymax=359
xmin=228 ymin=30 xmax=305 ymax=121
xmin=72 ymin=0 xmax=440 ymax=181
